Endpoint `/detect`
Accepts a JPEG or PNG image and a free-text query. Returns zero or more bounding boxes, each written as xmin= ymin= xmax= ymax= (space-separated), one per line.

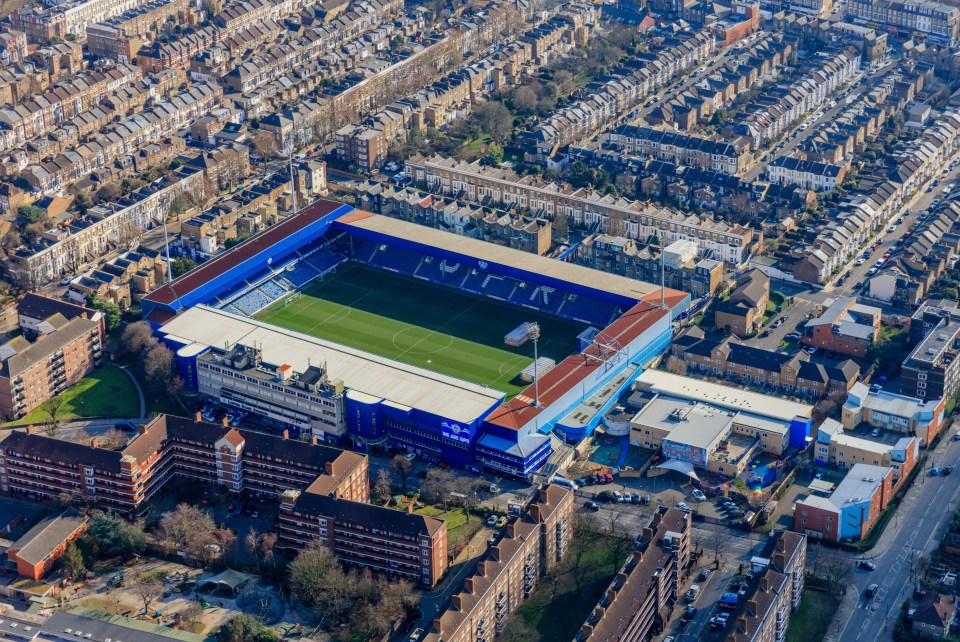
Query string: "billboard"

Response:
xmin=441 ymin=420 xmax=473 ymax=446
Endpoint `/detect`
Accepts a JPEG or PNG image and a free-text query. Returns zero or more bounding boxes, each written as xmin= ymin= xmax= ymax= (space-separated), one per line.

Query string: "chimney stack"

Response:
xmin=407 ymin=500 xmax=414 ymax=514
xmin=195 ymin=411 xmax=203 ymax=422
xmin=282 ymin=429 xmax=289 ymax=440
xmin=25 ymin=425 xmax=34 ymax=435
xmin=222 ymin=416 xmax=229 ymax=427
xmin=311 ymin=436 xmax=318 ymax=445
xmin=139 ymin=423 xmax=148 ymax=435
xmin=90 ymin=437 xmax=99 ymax=449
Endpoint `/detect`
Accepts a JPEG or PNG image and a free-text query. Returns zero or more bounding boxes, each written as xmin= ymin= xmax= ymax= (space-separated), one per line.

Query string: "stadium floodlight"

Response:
xmin=531 ymin=322 xmax=542 ymax=408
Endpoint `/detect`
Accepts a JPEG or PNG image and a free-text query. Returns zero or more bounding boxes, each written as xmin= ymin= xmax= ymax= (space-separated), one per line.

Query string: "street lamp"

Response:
xmin=530 ymin=323 xmax=542 ymax=408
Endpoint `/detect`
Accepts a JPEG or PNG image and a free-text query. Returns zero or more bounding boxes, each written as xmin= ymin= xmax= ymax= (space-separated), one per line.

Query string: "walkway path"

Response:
xmin=115 ymin=364 xmax=146 ymax=418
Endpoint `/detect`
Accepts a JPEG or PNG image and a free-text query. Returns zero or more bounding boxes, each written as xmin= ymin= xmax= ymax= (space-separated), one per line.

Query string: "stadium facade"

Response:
xmin=143 ymin=200 xmax=690 ymax=478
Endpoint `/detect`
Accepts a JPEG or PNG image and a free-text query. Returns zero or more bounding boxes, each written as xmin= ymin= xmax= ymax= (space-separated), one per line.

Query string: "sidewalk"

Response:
xmin=823 ymin=434 xmax=950 ymax=642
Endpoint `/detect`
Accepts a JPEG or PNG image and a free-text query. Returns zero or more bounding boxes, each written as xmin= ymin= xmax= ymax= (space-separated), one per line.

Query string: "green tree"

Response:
xmin=218 ymin=615 xmax=279 ymax=642
xmin=484 ymin=141 xmax=504 ymax=166
xmin=469 ymin=102 xmax=514 ymax=145
xmin=85 ymin=512 xmax=147 ymax=558
xmin=171 ymin=257 xmax=196 ymax=277
xmin=86 ymin=296 xmax=121 ymax=331
xmin=16 ymin=205 xmax=45 ymax=226
xmin=58 ymin=541 xmax=86 ymax=578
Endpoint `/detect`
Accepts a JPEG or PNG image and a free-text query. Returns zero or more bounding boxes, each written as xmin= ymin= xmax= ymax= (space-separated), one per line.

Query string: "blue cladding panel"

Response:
xmin=790 ymin=418 xmax=811 ymax=449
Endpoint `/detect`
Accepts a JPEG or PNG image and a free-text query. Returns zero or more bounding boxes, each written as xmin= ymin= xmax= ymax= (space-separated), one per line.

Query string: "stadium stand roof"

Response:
xmin=337 ymin=212 xmax=661 ymax=302
xmin=160 ymin=306 xmax=504 ymax=424
xmin=145 ymin=199 xmax=346 ymax=306
xmin=485 ymin=299 xmax=679 ymax=432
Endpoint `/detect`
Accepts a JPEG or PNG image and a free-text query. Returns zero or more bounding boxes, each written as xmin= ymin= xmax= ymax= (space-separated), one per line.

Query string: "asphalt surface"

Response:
xmin=834 ymin=434 xmax=960 ymax=641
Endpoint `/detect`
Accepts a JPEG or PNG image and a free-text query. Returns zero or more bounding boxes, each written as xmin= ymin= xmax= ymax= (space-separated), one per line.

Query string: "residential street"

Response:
xmin=829 ymin=429 xmax=960 ymax=641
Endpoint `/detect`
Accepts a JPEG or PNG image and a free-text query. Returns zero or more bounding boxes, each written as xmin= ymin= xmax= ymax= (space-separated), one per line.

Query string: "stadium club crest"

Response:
xmin=477 ymin=260 xmax=488 ymax=270
xmin=442 ymin=421 xmax=471 ymax=445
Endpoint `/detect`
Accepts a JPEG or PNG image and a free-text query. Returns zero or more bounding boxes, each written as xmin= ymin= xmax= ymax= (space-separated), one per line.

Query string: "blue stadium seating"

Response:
xmin=304 ymin=248 xmax=346 ymax=274
xmin=480 ymin=274 xmax=515 ymax=300
xmin=259 ymin=280 xmax=290 ymax=299
xmin=559 ymin=294 xmax=619 ymax=326
xmin=460 ymin=269 xmax=489 ymax=293
xmin=284 ymin=261 xmax=321 ymax=287
xmin=370 ymin=245 xmax=423 ymax=274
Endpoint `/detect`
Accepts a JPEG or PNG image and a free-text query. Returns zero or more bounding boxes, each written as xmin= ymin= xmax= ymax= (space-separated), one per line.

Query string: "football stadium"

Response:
xmin=143 ymin=200 xmax=690 ymax=478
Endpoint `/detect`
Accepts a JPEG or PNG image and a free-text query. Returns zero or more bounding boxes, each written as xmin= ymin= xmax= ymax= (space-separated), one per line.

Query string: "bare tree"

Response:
xmin=39 ymin=395 xmax=68 ymax=438
xmin=373 ymin=468 xmax=393 ymax=506
xmin=603 ymin=509 xmax=633 ymax=573
xmin=566 ymin=510 xmax=599 ymax=594
xmin=252 ymin=130 xmax=280 ymax=165
xmin=709 ymin=529 xmax=731 ymax=569
xmin=132 ymin=569 xmax=167 ymax=614
xmin=420 ymin=468 xmax=454 ymax=507
xmin=120 ymin=321 xmax=157 ymax=357
xmin=98 ymin=428 xmax=129 ymax=450
xmin=390 ymin=455 xmax=413 ymax=490
xmin=455 ymin=476 xmax=483 ymax=523
xmin=665 ymin=356 xmax=688 ymax=376
xmin=819 ymin=549 xmax=851 ymax=596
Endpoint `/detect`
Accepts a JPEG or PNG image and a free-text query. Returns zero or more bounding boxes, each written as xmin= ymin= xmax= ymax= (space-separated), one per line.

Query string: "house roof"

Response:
xmin=10 ymin=508 xmax=88 ymax=567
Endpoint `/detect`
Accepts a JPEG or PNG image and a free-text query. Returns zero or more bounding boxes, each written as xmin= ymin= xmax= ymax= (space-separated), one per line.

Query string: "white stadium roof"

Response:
xmin=160 ymin=305 xmax=504 ymax=423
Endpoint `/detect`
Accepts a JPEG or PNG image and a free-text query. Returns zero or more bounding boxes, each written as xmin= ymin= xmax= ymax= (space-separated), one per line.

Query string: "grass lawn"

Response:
xmin=414 ymin=505 xmax=481 ymax=552
xmin=257 ymin=264 xmax=586 ymax=398
xmin=518 ymin=544 xmax=618 ymax=641
xmin=785 ymin=589 xmax=839 ymax=642
xmin=5 ymin=367 xmax=139 ymax=426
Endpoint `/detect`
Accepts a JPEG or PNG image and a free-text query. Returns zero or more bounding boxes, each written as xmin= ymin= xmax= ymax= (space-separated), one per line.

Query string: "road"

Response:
xmin=744 ymin=61 xmax=895 ymax=181
xmin=834 ymin=433 xmax=960 ymax=641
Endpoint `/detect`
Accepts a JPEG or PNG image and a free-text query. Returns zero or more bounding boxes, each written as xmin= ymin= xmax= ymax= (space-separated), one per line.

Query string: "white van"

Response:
xmin=553 ymin=477 xmax=579 ymax=491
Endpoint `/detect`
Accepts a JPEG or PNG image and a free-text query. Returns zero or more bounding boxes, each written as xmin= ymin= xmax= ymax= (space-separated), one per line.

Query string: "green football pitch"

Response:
xmin=256 ymin=264 xmax=587 ymax=398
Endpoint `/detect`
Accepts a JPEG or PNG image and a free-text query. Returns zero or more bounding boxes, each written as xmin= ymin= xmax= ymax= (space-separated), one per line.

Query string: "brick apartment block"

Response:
xmin=423 ymin=485 xmax=574 ymax=642
xmin=577 ymin=507 xmax=691 ymax=641
xmin=0 ymin=414 xmax=449 ymax=586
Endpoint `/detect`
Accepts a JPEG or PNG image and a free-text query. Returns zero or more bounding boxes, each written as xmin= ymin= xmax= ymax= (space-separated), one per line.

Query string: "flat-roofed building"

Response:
xmin=814 ymin=418 xmax=919 ymax=485
xmin=901 ymin=305 xmax=960 ymax=403
xmin=793 ymin=463 xmax=893 ymax=541
xmin=630 ymin=371 xmax=814 ymax=476
xmin=842 ymin=382 xmax=945 ymax=446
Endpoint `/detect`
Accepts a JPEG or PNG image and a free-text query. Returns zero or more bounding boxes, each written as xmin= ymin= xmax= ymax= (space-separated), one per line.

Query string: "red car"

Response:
xmin=595 ymin=472 xmax=605 ymax=483
xmin=604 ymin=472 xmax=614 ymax=483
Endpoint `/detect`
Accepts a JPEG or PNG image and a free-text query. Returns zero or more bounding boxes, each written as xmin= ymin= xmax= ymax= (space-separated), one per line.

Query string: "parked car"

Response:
xmin=945 ymin=466 xmax=955 ymax=476
xmin=931 ymin=467 xmax=942 ymax=476
xmin=613 ymin=491 xmax=624 ymax=502
xmin=486 ymin=515 xmax=498 ymax=526
xmin=698 ymin=569 xmax=710 ymax=581
xmin=675 ymin=502 xmax=691 ymax=512
xmin=858 ymin=561 xmax=876 ymax=571
xmin=623 ymin=492 xmax=633 ymax=503
xmin=409 ymin=628 xmax=425 ymax=642
xmin=596 ymin=472 xmax=605 ymax=483
xmin=692 ymin=489 xmax=707 ymax=501
xmin=785 ymin=332 xmax=801 ymax=341
xmin=865 ymin=584 xmax=878 ymax=598
xmin=685 ymin=585 xmax=701 ymax=602
xmin=632 ymin=493 xmax=643 ymax=504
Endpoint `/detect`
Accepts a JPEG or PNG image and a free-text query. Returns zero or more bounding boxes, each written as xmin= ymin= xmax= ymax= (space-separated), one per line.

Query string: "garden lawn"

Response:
xmin=414 ymin=505 xmax=480 ymax=551
xmin=518 ymin=545 xmax=617 ymax=641
xmin=6 ymin=367 xmax=139 ymax=426
xmin=785 ymin=589 xmax=839 ymax=642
